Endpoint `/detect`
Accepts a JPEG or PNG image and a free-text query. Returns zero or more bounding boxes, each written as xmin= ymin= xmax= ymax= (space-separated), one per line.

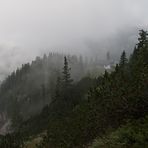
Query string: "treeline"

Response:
xmin=0 ymin=55 xmax=97 ymax=147
xmin=0 ymin=53 xmax=103 ymax=120
xmin=18 ymin=57 xmax=96 ymax=136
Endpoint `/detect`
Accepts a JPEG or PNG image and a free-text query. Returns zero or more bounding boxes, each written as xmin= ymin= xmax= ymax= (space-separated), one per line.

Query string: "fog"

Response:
xmin=0 ymin=0 xmax=147 ymax=80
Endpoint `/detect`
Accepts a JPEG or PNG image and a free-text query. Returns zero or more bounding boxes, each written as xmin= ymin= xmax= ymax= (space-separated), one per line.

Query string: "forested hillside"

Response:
xmin=0 ymin=30 xmax=148 ymax=148
xmin=0 ymin=53 xmax=107 ymax=121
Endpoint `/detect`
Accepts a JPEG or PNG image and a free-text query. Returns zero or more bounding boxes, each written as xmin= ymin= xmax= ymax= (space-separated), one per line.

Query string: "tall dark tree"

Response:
xmin=62 ymin=56 xmax=73 ymax=87
xmin=130 ymin=30 xmax=148 ymax=68
xmin=119 ymin=50 xmax=127 ymax=67
xmin=137 ymin=29 xmax=148 ymax=49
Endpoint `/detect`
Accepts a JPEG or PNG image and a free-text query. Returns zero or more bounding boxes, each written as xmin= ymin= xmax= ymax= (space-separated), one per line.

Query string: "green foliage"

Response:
xmin=119 ymin=50 xmax=128 ymax=67
xmin=17 ymin=76 xmax=95 ymax=139
xmin=62 ymin=56 xmax=73 ymax=87
xmin=37 ymin=30 xmax=148 ymax=147
xmin=137 ymin=29 xmax=148 ymax=49
xmin=90 ymin=116 xmax=148 ymax=148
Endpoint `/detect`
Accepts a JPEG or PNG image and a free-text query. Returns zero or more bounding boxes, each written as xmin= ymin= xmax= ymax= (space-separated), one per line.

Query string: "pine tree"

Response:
xmin=130 ymin=30 xmax=148 ymax=67
xmin=115 ymin=64 xmax=119 ymax=73
xmin=119 ymin=50 xmax=127 ymax=67
xmin=62 ymin=56 xmax=73 ymax=87
xmin=137 ymin=29 xmax=148 ymax=49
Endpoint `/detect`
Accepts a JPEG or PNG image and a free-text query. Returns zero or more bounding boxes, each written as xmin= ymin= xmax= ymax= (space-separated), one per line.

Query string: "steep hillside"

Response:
xmin=0 ymin=30 xmax=147 ymax=148
xmin=0 ymin=53 xmax=98 ymax=118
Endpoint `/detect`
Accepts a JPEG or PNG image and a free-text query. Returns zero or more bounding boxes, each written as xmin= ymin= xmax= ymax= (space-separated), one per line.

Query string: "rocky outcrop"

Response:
xmin=0 ymin=112 xmax=11 ymax=135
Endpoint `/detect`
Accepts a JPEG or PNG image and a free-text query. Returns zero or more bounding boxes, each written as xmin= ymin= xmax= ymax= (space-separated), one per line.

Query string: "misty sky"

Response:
xmin=0 ymin=0 xmax=148 ymax=80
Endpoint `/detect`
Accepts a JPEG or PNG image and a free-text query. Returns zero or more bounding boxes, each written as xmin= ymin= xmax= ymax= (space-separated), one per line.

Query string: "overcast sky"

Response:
xmin=0 ymin=0 xmax=147 ymax=79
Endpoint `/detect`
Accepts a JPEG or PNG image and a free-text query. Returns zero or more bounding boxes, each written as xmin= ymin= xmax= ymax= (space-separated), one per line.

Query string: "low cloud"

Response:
xmin=0 ymin=0 xmax=147 ymax=79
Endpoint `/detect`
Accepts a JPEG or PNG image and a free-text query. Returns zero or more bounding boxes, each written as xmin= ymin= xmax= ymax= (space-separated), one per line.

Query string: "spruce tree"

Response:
xmin=137 ymin=29 xmax=148 ymax=49
xmin=62 ymin=56 xmax=73 ymax=87
xmin=130 ymin=30 xmax=148 ymax=67
xmin=115 ymin=64 xmax=119 ymax=72
xmin=119 ymin=50 xmax=127 ymax=67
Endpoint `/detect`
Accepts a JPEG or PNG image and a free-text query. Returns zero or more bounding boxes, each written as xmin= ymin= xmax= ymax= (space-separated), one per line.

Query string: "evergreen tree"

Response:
xmin=119 ymin=50 xmax=127 ymax=67
xmin=115 ymin=64 xmax=119 ymax=73
xmin=62 ymin=56 xmax=73 ymax=87
xmin=137 ymin=29 xmax=148 ymax=49
xmin=131 ymin=30 xmax=148 ymax=65
xmin=130 ymin=30 xmax=148 ymax=70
